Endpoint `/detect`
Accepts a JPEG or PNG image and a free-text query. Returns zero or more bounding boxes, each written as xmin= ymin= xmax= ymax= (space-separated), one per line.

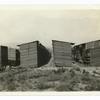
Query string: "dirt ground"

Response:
xmin=0 ymin=63 xmax=100 ymax=91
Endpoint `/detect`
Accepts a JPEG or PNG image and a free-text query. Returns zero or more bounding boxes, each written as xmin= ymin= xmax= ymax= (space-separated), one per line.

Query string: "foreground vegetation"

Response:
xmin=0 ymin=65 xmax=100 ymax=91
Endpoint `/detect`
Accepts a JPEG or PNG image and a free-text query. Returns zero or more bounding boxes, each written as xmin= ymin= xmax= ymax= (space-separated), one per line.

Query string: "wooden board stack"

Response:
xmin=19 ymin=41 xmax=38 ymax=67
xmin=0 ymin=46 xmax=8 ymax=68
xmin=0 ymin=46 xmax=20 ymax=70
xmin=52 ymin=40 xmax=74 ymax=67
xmin=86 ymin=40 xmax=100 ymax=49
xmin=90 ymin=47 xmax=100 ymax=66
xmin=8 ymin=48 xmax=16 ymax=61
xmin=85 ymin=40 xmax=100 ymax=66
xmin=18 ymin=41 xmax=51 ymax=68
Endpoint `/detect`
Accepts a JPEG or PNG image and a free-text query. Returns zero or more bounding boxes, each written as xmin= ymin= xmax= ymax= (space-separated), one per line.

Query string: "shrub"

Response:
xmin=36 ymin=82 xmax=51 ymax=90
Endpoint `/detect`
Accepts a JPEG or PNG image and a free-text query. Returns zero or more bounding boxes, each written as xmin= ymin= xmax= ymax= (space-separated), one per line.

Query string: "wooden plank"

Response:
xmin=55 ymin=62 xmax=72 ymax=67
xmin=54 ymin=52 xmax=71 ymax=56
xmin=22 ymin=57 xmax=37 ymax=61
xmin=53 ymin=45 xmax=71 ymax=49
xmin=21 ymin=60 xmax=37 ymax=63
xmin=53 ymin=42 xmax=71 ymax=47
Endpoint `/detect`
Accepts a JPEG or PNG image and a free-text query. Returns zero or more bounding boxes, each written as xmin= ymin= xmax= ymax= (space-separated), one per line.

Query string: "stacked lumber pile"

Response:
xmin=90 ymin=47 xmax=100 ymax=66
xmin=19 ymin=41 xmax=38 ymax=67
xmin=8 ymin=48 xmax=20 ymax=66
xmin=0 ymin=46 xmax=20 ymax=70
xmin=86 ymin=40 xmax=100 ymax=49
xmin=82 ymin=49 xmax=90 ymax=64
xmin=85 ymin=40 xmax=100 ymax=66
xmin=86 ymin=41 xmax=94 ymax=49
xmin=8 ymin=47 xmax=16 ymax=66
xmin=0 ymin=46 xmax=8 ymax=68
xmin=52 ymin=40 xmax=73 ymax=67
xmin=18 ymin=41 xmax=51 ymax=68
xmin=74 ymin=40 xmax=100 ymax=66
xmin=8 ymin=48 xmax=16 ymax=61
xmin=94 ymin=40 xmax=100 ymax=48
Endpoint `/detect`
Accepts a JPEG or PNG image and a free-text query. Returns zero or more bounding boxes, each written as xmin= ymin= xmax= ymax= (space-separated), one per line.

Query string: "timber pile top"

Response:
xmin=52 ymin=40 xmax=75 ymax=45
xmin=17 ymin=41 xmax=39 ymax=46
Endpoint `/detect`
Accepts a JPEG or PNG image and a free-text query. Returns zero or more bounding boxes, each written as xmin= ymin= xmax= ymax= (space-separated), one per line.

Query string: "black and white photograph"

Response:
xmin=0 ymin=4 xmax=100 ymax=93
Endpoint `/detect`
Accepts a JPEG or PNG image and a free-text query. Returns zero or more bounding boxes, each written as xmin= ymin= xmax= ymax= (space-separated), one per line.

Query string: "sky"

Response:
xmin=0 ymin=5 xmax=100 ymax=48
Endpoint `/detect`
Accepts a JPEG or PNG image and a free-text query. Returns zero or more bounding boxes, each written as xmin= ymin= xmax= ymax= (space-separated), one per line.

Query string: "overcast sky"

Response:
xmin=0 ymin=5 xmax=100 ymax=48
